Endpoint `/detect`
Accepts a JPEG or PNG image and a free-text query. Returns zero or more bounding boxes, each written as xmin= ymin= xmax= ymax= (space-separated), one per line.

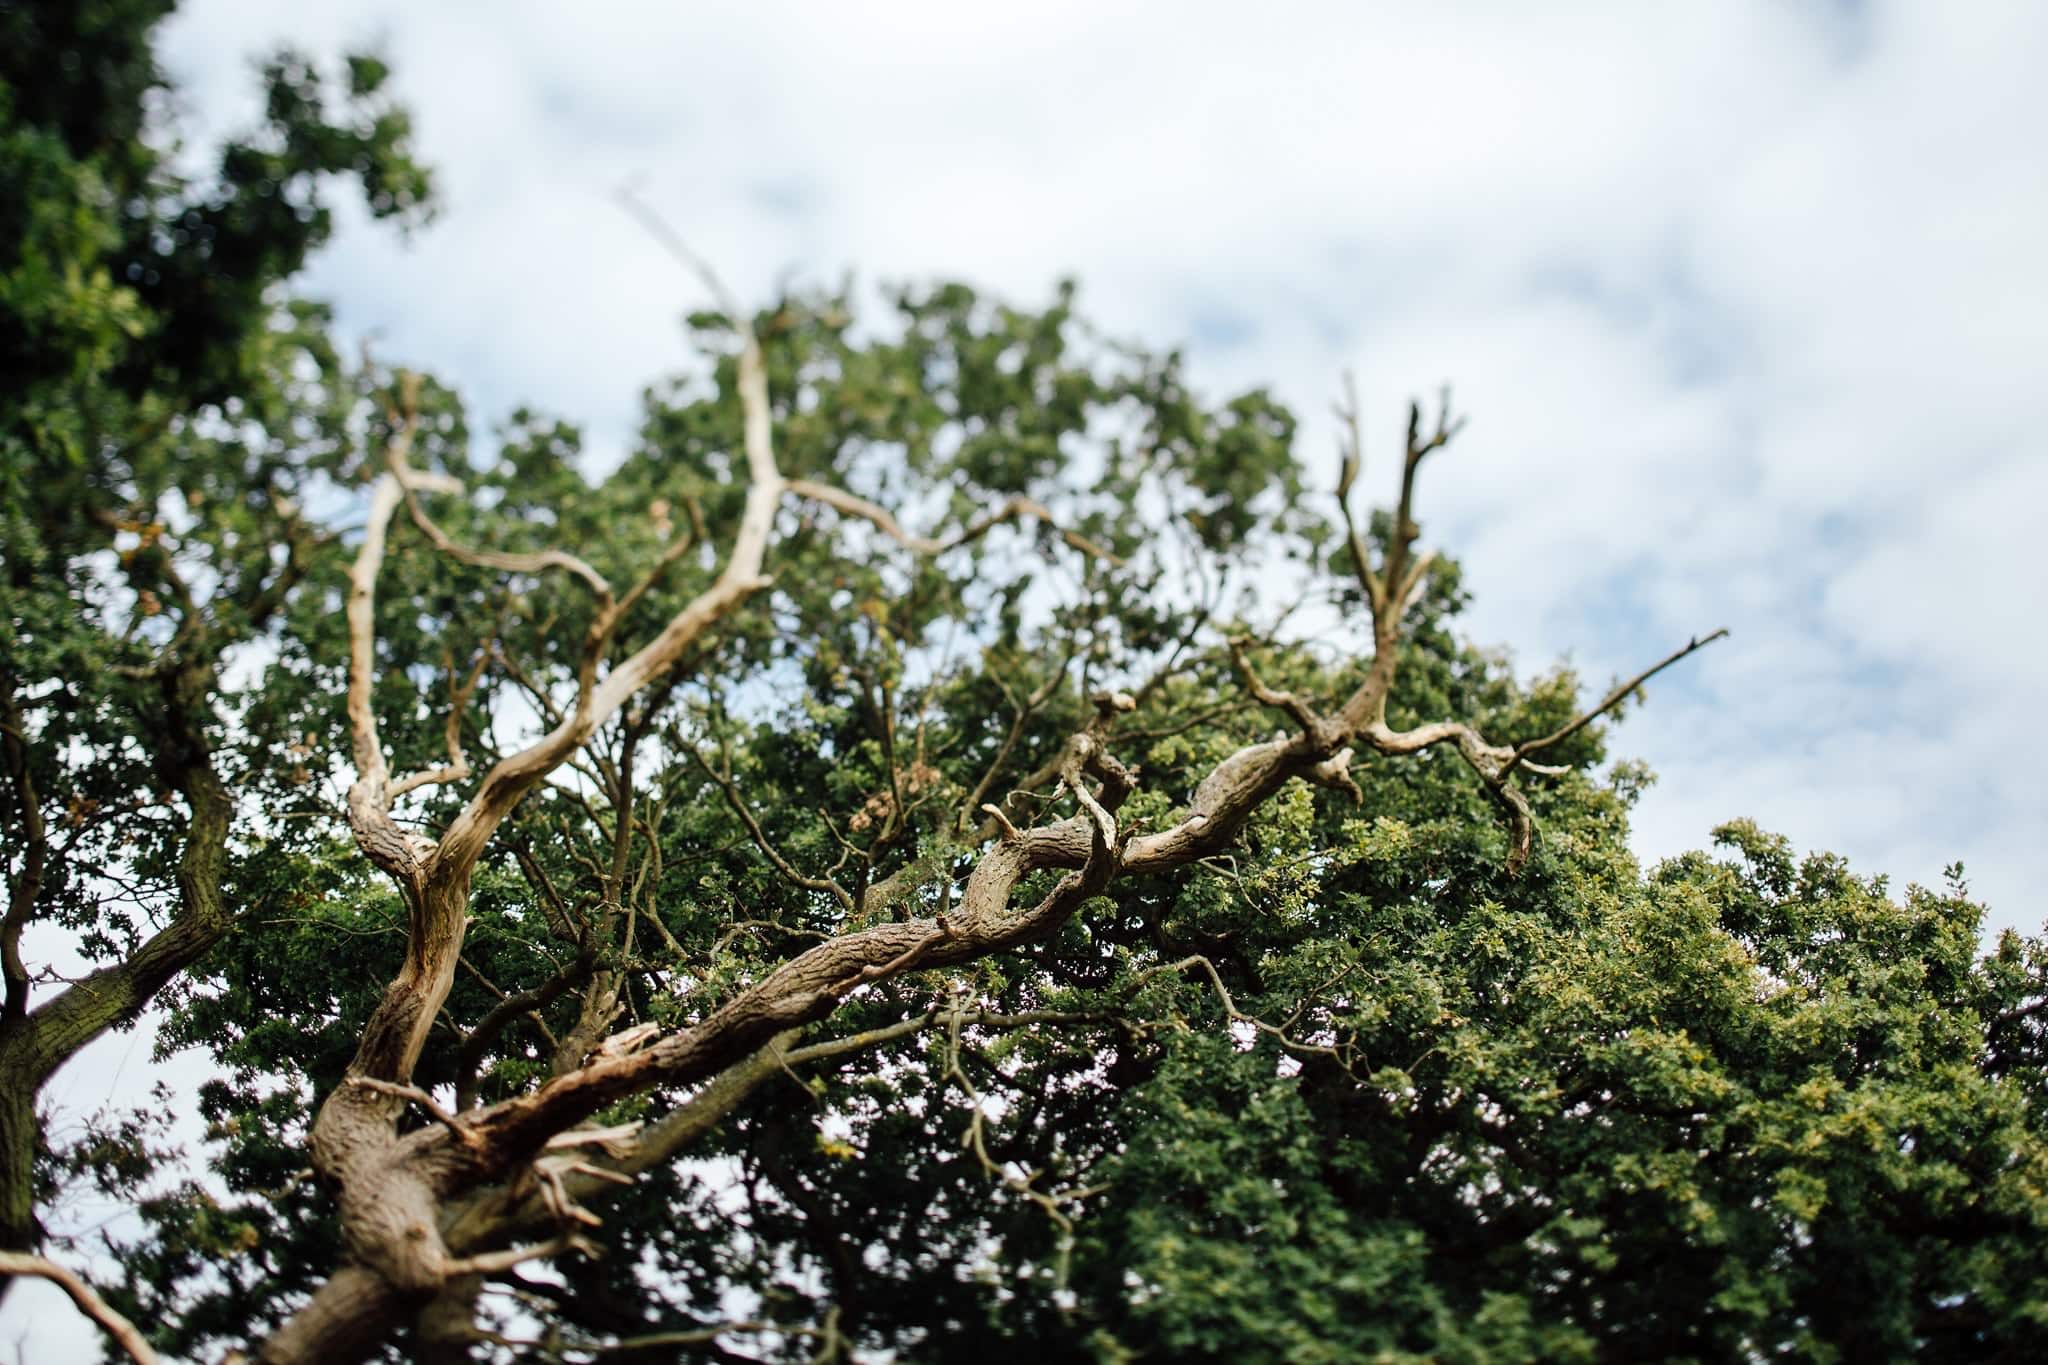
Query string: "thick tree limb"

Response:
xmin=272 ymin=325 xmax=1730 ymax=1363
xmin=436 ymin=1005 xmax=1118 ymax=1277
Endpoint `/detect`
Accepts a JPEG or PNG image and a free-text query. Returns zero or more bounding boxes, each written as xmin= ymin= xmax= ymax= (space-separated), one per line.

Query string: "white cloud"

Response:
xmin=138 ymin=0 xmax=2043 ymax=933
xmin=12 ymin=2 xmax=2045 ymax=1355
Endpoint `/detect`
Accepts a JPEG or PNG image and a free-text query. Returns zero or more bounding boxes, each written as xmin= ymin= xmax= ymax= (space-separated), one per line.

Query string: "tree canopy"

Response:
xmin=4 ymin=6 xmax=2046 ymax=1363
xmin=1 ymin=0 xmax=428 ymax=1282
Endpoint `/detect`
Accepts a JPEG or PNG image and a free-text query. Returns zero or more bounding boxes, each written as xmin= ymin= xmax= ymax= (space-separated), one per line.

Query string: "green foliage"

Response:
xmin=0 ymin=0 xmax=431 ymax=1282
xmin=6 ymin=9 xmax=2045 ymax=1364
xmin=0 ymin=0 xmax=432 ymax=952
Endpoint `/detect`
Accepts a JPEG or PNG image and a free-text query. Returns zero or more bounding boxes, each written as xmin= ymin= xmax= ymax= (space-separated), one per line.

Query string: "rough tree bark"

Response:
xmin=0 ymin=655 xmax=232 ymax=1275
xmin=1 ymin=493 xmax=314 ymax=1302
xmin=247 ymin=313 xmax=1722 ymax=1362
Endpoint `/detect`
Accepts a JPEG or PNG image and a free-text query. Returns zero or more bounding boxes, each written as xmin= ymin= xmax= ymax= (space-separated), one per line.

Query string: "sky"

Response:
xmin=8 ymin=1 xmax=2047 ymax=1357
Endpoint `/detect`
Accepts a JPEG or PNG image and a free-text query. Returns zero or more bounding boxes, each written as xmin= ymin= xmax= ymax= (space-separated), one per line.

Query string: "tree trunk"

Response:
xmin=0 ymin=1059 xmax=40 ymax=1296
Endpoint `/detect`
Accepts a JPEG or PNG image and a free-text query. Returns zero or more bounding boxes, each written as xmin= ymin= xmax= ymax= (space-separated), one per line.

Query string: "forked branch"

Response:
xmin=279 ymin=289 xmax=1732 ymax=1364
xmin=786 ymin=479 xmax=1123 ymax=566
xmin=1335 ymin=376 xmax=1461 ymax=627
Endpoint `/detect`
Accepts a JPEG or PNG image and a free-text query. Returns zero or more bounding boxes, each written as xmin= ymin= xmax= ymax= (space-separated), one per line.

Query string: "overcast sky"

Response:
xmin=8 ymin=2 xmax=2047 ymax=1355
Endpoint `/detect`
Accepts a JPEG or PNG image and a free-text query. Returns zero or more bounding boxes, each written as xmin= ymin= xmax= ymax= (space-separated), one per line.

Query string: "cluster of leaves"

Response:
xmin=112 ymin=282 xmax=2048 ymax=1355
xmin=6 ymin=7 xmax=2046 ymax=1363
xmin=0 ymin=0 xmax=428 ymax=1268
xmin=0 ymin=0 xmax=431 ymax=969
xmin=544 ymin=652 xmax=2048 ymax=1364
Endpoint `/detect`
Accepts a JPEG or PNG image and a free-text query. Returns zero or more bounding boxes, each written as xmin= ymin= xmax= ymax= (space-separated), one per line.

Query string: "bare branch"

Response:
xmin=786 ymin=478 xmax=1123 ymax=566
xmin=1385 ymin=386 xmax=1465 ymax=610
xmin=0 ymin=1252 xmax=159 ymax=1364
xmin=1498 ymin=628 xmax=1730 ymax=780
xmin=1331 ymin=382 xmax=1465 ymax=735
xmin=615 ymin=186 xmax=745 ymax=321
xmin=332 ymin=239 xmax=785 ymax=1104
xmin=345 ymin=1076 xmax=479 ymax=1150
xmin=1333 ymin=371 xmax=1386 ymax=617
xmin=611 ymin=520 xmax=699 ymax=621
xmin=389 ymin=439 xmax=613 ymax=601
xmin=826 ymin=922 xmax=954 ymax=1000
xmin=577 ymin=1315 xmax=839 ymax=1356
xmin=937 ymin=997 xmax=1098 ymax=1292
xmin=445 ymin=1232 xmax=597 ymax=1277
xmin=981 ymin=803 xmax=1022 ymax=842
xmin=426 ymin=206 xmax=785 ymax=888
xmin=1228 ymin=636 xmax=1328 ymax=739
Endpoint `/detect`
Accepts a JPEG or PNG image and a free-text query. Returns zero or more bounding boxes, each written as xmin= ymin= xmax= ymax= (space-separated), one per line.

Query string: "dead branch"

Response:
xmin=0 ymin=1251 xmax=159 ymax=1364
xmin=445 ymin=1232 xmax=597 ymax=1277
xmin=785 ymin=478 xmax=1123 ymax=566
xmin=1497 ymin=628 xmax=1731 ymax=780
xmin=389 ymin=639 xmax=495 ymax=800
xmin=1333 ymin=375 xmax=1460 ymax=644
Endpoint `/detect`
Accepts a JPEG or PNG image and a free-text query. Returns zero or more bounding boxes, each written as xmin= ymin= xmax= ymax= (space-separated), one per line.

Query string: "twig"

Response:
xmin=1498 ymin=628 xmax=1730 ymax=779
xmin=786 ymin=478 xmax=1123 ymax=566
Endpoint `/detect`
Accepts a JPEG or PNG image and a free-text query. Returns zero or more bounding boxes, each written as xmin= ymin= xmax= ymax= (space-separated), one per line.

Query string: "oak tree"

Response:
xmin=7 ymin=10 xmax=2047 ymax=1364
xmin=0 ymin=0 xmax=428 ymax=1285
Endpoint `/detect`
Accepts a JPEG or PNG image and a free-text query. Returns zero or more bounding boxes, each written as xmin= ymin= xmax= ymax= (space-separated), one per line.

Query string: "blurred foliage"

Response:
xmin=0 ymin=0 xmax=428 ymax=1270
